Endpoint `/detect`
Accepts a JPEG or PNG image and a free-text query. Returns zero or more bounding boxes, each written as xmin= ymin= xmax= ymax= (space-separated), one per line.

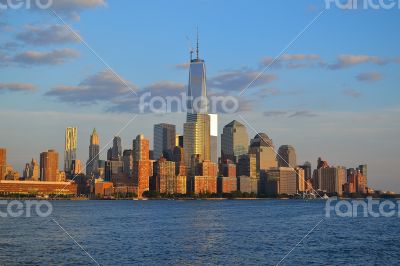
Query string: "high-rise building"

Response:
xmin=221 ymin=120 xmax=249 ymax=162
xmin=111 ymin=136 xmax=122 ymax=161
xmin=23 ymin=158 xmax=39 ymax=181
xmin=358 ymin=164 xmax=368 ymax=187
xmin=294 ymin=166 xmax=305 ymax=192
xmin=183 ymin=114 xmax=210 ymax=167
xmin=40 ymin=149 xmax=59 ymax=182
xmin=0 ymin=148 xmax=6 ymax=180
xmin=300 ymin=161 xmax=312 ymax=180
xmin=122 ymin=149 xmax=133 ymax=176
xmin=184 ymin=38 xmax=211 ymax=168
xmin=133 ymin=134 xmax=151 ymax=198
xmin=64 ymin=127 xmax=77 ymax=173
xmin=249 ymin=133 xmax=277 ymax=173
xmin=237 ymin=154 xmax=257 ymax=178
xmin=315 ymin=165 xmax=346 ymax=196
xmin=209 ymin=114 xmax=218 ymax=164
xmin=277 ymin=145 xmax=297 ymax=167
xmin=87 ymin=128 xmax=100 ymax=176
xmin=176 ymin=135 xmax=184 ymax=148
xmin=265 ymin=167 xmax=297 ymax=196
xmin=153 ymin=123 xmax=176 ymax=160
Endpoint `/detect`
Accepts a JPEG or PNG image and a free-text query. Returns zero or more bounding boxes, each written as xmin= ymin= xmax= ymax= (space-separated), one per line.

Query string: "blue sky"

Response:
xmin=0 ymin=0 xmax=399 ymax=191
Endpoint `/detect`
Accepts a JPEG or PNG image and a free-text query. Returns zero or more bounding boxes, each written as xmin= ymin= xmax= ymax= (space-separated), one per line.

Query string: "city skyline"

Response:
xmin=0 ymin=1 xmax=399 ymax=192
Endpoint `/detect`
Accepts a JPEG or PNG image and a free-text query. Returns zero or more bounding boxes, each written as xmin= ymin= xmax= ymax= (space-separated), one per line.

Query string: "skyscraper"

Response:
xmin=40 ymin=149 xmax=59 ymax=182
xmin=153 ymin=123 xmax=176 ymax=160
xmin=249 ymin=133 xmax=278 ymax=173
xmin=221 ymin=120 xmax=249 ymax=162
xmin=358 ymin=164 xmax=368 ymax=186
xmin=23 ymin=158 xmax=39 ymax=181
xmin=183 ymin=35 xmax=211 ymax=168
xmin=277 ymin=145 xmax=297 ymax=167
xmin=87 ymin=128 xmax=100 ymax=176
xmin=300 ymin=161 xmax=312 ymax=180
xmin=64 ymin=127 xmax=77 ymax=173
xmin=209 ymin=114 xmax=218 ymax=164
xmin=111 ymin=136 xmax=122 ymax=161
xmin=133 ymin=134 xmax=151 ymax=198
xmin=0 ymin=148 xmax=6 ymax=180
xmin=183 ymin=114 xmax=210 ymax=167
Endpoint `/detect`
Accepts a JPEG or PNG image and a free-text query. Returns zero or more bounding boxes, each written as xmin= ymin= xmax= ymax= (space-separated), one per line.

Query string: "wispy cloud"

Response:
xmin=16 ymin=24 xmax=80 ymax=45
xmin=355 ymin=72 xmax=382 ymax=82
xmin=327 ymin=55 xmax=397 ymax=70
xmin=260 ymin=53 xmax=322 ymax=69
xmin=343 ymin=88 xmax=362 ymax=98
xmin=12 ymin=48 xmax=79 ymax=66
xmin=46 ymin=70 xmax=136 ymax=104
xmin=263 ymin=109 xmax=317 ymax=118
xmin=174 ymin=63 xmax=190 ymax=70
xmin=208 ymin=69 xmax=277 ymax=91
xmin=0 ymin=82 xmax=36 ymax=92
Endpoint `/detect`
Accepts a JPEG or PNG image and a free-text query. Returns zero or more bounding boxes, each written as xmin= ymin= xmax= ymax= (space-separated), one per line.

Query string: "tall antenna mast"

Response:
xmin=196 ymin=27 xmax=199 ymax=60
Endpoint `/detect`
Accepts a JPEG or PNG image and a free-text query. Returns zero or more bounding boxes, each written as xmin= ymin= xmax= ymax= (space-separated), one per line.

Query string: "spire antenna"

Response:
xmin=196 ymin=27 xmax=199 ymax=60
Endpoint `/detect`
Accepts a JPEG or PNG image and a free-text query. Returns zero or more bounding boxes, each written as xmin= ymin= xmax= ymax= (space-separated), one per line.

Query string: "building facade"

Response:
xmin=40 ymin=149 xmax=59 ymax=182
xmin=221 ymin=120 xmax=249 ymax=162
xmin=64 ymin=127 xmax=77 ymax=173
xmin=277 ymin=145 xmax=297 ymax=167
xmin=153 ymin=123 xmax=176 ymax=160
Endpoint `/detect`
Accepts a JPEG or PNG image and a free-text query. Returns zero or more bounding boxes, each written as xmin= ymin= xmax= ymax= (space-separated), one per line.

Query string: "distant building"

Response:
xmin=176 ymin=135 xmax=184 ymax=148
xmin=237 ymin=154 xmax=257 ymax=178
xmin=345 ymin=170 xmax=367 ymax=194
xmin=299 ymin=161 xmax=312 ymax=180
xmin=71 ymin=159 xmax=82 ymax=175
xmin=122 ymin=150 xmax=133 ymax=177
xmin=40 ymin=149 xmax=59 ymax=182
xmin=87 ymin=128 xmax=100 ymax=176
xmin=294 ymin=167 xmax=305 ymax=192
xmin=133 ymin=134 xmax=151 ymax=198
xmin=249 ymin=133 xmax=278 ymax=173
xmin=183 ymin=114 xmax=211 ymax=167
xmin=0 ymin=148 xmax=6 ymax=180
xmin=0 ymin=180 xmax=77 ymax=196
xmin=277 ymin=145 xmax=297 ymax=167
xmin=358 ymin=164 xmax=368 ymax=187
xmin=209 ymin=114 xmax=218 ymax=164
xmin=265 ymin=167 xmax=297 ymax=196
xmin=189 ymin=159 xmax=217 ymax=194
xmin=64 ymin=127 xmax=77 ymax=173
xmin=111 ymin=136 xmax=122 ymax=161
xmin=154 ymin=123 xmax=176 ymax=160
xmin=152 ymin=157 xmax=186 ymax=194
xmin=221 ymin=120 xmax=249 ymax=162
xmin=237 ymin=176 xmax=258 ymax=194
xmin=315 ymin=164 xmax=346 ymax=196
xmin=23 ymin=158 xmax=39 ymax=181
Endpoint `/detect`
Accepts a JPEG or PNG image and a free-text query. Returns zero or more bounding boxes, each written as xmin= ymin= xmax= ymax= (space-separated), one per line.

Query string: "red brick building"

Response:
xmin=0 ymin=180 xmax=77 ymax=196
